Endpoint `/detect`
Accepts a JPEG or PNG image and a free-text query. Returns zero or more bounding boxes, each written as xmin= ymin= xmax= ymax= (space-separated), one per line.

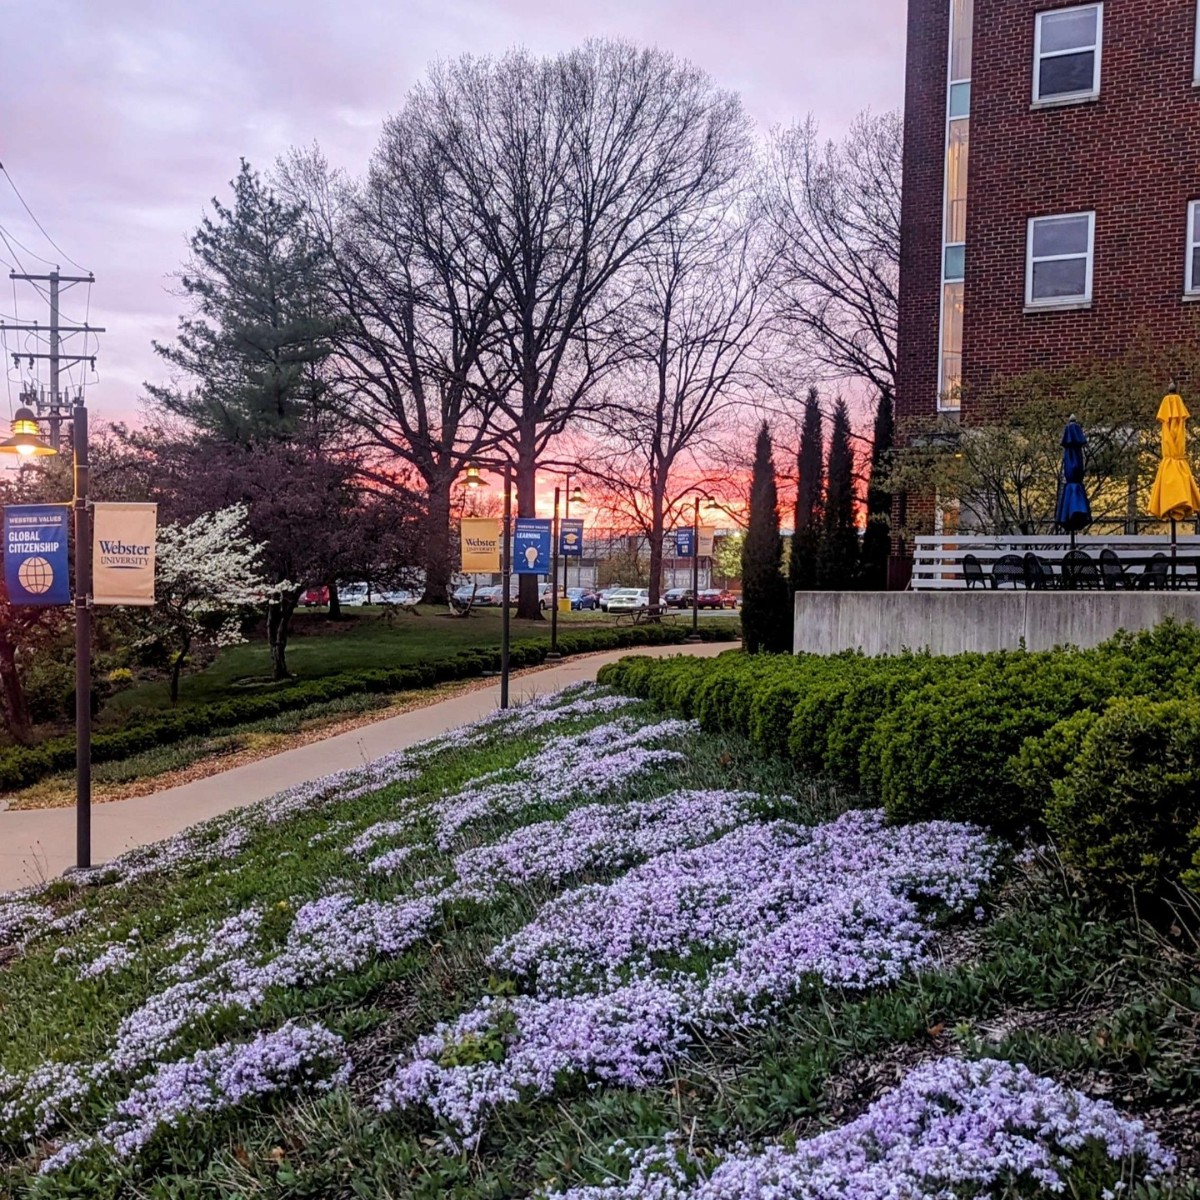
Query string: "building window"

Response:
xmin=1195 ymin=0 xmax=1200 ymax=84
xmin=1033 ymin=4 xmax=1102 ymax=104
xmin=1187 ymin=201 xmax=1200 ymax=295
xmin=1026 ymin=212 xmax=1095 ymax=307
xmin=940 ymin=281 xmax=964 ymax=407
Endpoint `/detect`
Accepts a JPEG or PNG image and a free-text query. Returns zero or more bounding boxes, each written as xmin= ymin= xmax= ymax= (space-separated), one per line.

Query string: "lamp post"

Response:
xmin=547 ymin=475 xmax=587 ymax=659
xmin=0 ymin=402 xmax=92 ymax=868
xmin=464 ymin=460 xmax=513 ymax=708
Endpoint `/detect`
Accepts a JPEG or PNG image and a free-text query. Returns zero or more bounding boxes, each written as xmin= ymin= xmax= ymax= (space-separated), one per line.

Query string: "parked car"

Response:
xmin=300 ymin=586 xmax=329 ymax=607
xmin=662 ymin=587 xmax=692 ymax=608
xmin=696 ymin=588 xmax=737 ymax=609
xmin=566 ymin=587 xmax=600 ymax=611
xmin=338 ymin=583 xmax=370 ymax=607
xmin=606 ymin=587 xmax=650 ymax=614
xmin=539 ymin=584 xmax=554 ymax=611
xmin=597 ymin=587 xmax=625 ymax=612
xmin=377 ymin=588 xmax=420 ymax=607
xmin=452 ymin=583 xmax=479 ymax=606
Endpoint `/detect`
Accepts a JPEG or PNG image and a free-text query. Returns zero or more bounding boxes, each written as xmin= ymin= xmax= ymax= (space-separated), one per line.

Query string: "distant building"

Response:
xmin=894 ymin=0 xmax=1200 ymax=554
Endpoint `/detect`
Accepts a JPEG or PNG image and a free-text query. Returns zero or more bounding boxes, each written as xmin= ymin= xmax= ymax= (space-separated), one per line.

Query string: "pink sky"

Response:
xmin=0 ymin=0 xmax=905 ymax=434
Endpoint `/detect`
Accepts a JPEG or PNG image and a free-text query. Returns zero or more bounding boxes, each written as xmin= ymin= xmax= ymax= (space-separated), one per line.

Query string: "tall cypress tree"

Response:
xmin=859 ymin=392 xmax=894 ymax=589
xmin=789 ymin=387 xmax=824 ymax=596
xmin=816 ymin=398 xmax=859 ymax=590
xmin=741 ymin=421 xmax=791 ymax=654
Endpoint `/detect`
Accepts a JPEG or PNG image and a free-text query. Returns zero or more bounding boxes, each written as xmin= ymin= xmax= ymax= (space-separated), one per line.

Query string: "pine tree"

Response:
xmin=147 ymin=160 xmax=334 ymax=443
xmin=859 ymin=392 xmax=894 ymax=589
xmin=816 ymin=399 xmax=859 ymax=589
xmin=789 ymin=387 xmax=824 ymax=596
xmin=741 ymin=421 xmax=791 ymax=654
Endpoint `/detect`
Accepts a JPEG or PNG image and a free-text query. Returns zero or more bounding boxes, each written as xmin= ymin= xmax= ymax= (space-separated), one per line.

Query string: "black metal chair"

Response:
xmin=991 ymin=553 xmax=1025 ymax=589
xmin=1022 ymin=552 xmax=1054 ymax=590
xmin=962 ymin=553 xmax=986 ymax=590
xmin=1062 ymin=549 xmax=1101 ymax=590
xmin=1099 ymin=548 xmax=1130 ymax=591
xmin=1137 ymin=553 xmax=1171 ymax=591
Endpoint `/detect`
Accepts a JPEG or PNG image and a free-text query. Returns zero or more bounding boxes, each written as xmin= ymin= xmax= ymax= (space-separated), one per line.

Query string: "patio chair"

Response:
xmin=962 ymin=553 xmax=987 ymax=590
xmin=1137 ymin=553 xmax=1171 ymax=591
xmin=1099 ymin=548 xmax=1131 ymax=591
xmin=1022 ymin=552 xmax=1054 ymax=590
xmin=1062 ymin=549 xmax=1101 ymax=590
xmin=990 ymin=553 xmax=1025 ymax=589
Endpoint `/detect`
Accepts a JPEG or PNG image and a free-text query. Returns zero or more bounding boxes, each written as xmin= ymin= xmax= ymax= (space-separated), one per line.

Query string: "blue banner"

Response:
xmin=514 ymin=518 xmax=552 ymax=575
xmin=674 ymin=528 xmax=694 ymax=559
xmin=559 ymin=518 xmax=584 ymax=558
xmin=4 ymin=504 xmax=71 ymax=606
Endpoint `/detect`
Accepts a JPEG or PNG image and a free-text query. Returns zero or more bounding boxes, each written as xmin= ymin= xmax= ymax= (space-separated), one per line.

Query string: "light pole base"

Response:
xmin=684 ymin=633 xmax=703 ymax=644
xmin=545 ymin=650 xmax=563 ymax=661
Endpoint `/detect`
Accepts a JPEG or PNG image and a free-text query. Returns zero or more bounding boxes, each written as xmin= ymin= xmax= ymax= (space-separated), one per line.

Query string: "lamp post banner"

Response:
xmin=3 ymin=504 xmax=71 ymax=606
xmin=698 ymin=526 xmax=716 ymax=558
xmin=559 ymin=518 xmax=584 ymax=557
xmin=674 ymin=528 xmax=694 ymax=558
xmin=92 ymin=502 xmax=158 ymax=606
xmin=461 ymin=518 xmax=501 ymax=572
xmin=514 ymin=518 xmax=552 ymax=574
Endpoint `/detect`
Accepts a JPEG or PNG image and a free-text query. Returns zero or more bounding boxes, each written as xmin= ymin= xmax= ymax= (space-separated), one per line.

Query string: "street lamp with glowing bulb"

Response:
xmin=0 ymin=407 xmax=57 ymax=458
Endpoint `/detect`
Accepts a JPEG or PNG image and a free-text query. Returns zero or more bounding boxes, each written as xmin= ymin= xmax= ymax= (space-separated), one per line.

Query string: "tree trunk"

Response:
xmin=0 ymin=634 xmax=32 ymax=745
xmin=647 ymin=488 xmax=666 ymax=607
xmin=169 ymin=635 xmax=191 ymax=706
xmin=422 ymin=475 xmax=454 ymax=605
xmin=326 ymin=575 xmax=341 ymax=620
xmin=268 ymin=590 xmax=300 ymax=680
xmin=515 ymin=452 xmax=543 ymax=621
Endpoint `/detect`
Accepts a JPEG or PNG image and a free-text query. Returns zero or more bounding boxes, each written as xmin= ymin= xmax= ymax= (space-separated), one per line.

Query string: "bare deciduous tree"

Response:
xmin=403 ymin=41 xmax=752 ymax=616
xmin=763 ymin=110 xmax=901 ymax=406
xmin=583 ymin=207 xmax=771 ymax=605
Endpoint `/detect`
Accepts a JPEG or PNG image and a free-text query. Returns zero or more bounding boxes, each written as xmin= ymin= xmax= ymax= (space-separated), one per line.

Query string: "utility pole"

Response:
xmin=2 ymin=268 xmax=103 ymax=868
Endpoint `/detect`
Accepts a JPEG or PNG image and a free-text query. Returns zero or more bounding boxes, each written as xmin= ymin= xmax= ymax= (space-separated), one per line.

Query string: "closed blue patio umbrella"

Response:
xmin=1056 ymin=415 xmax=1092 ymax=548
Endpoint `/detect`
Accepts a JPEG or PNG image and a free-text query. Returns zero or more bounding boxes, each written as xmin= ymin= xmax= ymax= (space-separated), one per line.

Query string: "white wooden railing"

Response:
xmin=911 ymin=534 xmax=1200 ymax=590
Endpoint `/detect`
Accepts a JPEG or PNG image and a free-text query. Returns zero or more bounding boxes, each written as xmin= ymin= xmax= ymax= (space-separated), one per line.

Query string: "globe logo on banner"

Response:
xmin=3 ymin=504 xmax=71 ymax=607
xmin=18 ymin=556 xmax=55 ymax=595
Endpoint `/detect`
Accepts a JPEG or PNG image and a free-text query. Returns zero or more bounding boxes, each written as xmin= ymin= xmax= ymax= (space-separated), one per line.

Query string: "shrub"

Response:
xmin=1045 ymin=698 xmax=1200 ymax=898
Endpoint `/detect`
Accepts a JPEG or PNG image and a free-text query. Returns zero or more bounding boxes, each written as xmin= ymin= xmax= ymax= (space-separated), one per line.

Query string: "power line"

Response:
xmin=0 ymin=161 xmax=90 ymax=272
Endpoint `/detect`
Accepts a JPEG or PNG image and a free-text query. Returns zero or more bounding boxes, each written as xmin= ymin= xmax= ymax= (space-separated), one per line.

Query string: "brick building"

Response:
xmin=894 ymin=0 xmax=1200 ymax=562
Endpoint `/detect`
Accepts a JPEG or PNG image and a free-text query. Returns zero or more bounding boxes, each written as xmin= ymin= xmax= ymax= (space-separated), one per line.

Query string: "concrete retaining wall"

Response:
xmin=793 ymin=591 xmax=1200 ymax=656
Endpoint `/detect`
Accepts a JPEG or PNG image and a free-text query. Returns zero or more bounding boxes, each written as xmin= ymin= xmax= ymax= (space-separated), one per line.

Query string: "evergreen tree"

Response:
xmin=741 ymin=421 xmax=791 ymax=654
xmin=147 ymin=160 xmax=334 ymax=443
xmin=859 ymin=391 xmax=894 ymax=589
xmin=788 ymin=387 xmax=824 ymax=595
xmin=816 ymin=398 xmax=859 ymax=589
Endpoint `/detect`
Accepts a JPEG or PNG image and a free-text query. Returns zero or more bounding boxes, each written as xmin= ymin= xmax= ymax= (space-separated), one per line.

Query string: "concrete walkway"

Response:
xmin=0 ymin=642 xmax=729 ymax=893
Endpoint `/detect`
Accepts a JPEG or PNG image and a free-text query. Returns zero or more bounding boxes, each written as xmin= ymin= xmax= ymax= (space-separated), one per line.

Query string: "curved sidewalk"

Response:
xmin=0 ymin=642 xmax=729 ymax=893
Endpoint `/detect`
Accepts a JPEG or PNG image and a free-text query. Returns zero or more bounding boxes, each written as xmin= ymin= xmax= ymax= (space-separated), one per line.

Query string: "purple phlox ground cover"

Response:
xmin=432 ymin=717 xmax=696 ymax=850
xmin=38 ymin=1021 xmax=350 ymax=1174
xmin=544 ymin=1058 xmax=1176 ymax=1199
xmin=376 ymin=811 xmax=1001 ymax=1142
xmin=446 ymin=789 xmax=759 ymax=902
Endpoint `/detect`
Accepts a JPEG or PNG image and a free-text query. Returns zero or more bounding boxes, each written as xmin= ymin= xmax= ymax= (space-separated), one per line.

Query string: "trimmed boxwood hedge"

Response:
xmin=598 ymin=620 xmax=1200 ymax=900
xmin=0 ymin=622 xmax=740 ymax=793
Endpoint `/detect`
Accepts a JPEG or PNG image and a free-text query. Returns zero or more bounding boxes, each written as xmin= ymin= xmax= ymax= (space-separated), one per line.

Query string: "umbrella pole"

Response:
xmin=1172 ymin=517 xmax=1178 ymax=587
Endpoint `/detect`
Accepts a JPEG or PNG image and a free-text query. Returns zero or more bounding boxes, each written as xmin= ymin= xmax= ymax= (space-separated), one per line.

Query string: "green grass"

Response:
xmin=104 ymin=606 xmax=610 ymax=720
xmin=1 ymin=688 xmax=1195 ymax=1198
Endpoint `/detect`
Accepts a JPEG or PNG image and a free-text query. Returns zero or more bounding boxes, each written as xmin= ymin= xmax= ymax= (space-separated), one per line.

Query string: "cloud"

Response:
xmin=0 ymin=0 xmax=904 ymax=427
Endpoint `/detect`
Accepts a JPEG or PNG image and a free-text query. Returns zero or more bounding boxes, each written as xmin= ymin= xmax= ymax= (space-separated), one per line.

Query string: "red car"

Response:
xmin=300 ymin=586 xmax=330 ymax=607
xmin=696 ymin=588 xmax=738 ymax=609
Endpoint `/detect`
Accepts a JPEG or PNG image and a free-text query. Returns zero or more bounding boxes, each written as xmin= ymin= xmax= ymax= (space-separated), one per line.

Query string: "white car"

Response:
xmin=338 ymin=583 xmax=370 ymax=607
xmin=377 ymin=588 xmax=419 ymax=606
xmin=605 ymin=588 xmax=650 ymax=613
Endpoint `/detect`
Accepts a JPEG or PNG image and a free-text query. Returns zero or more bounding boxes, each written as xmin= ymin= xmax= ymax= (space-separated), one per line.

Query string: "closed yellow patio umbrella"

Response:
xmin=1148 ymin=391 xmax=1200 ymax=580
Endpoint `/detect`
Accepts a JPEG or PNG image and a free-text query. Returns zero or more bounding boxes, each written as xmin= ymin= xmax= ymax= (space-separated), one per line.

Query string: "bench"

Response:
xmin=615 ymin=604 xmax=678 ymax=625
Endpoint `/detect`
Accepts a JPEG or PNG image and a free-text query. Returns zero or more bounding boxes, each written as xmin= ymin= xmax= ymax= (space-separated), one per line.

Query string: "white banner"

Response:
xmin=92 ymin=502 xmax=157 ymax=606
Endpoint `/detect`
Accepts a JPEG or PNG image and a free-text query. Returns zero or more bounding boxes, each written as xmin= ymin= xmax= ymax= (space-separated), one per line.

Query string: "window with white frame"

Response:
xmin=1026 ymin=212 xmax=1095 ymax=307
xmin=1187 ymin=201 xmax=1200 ymax=295
xmin=1033 ymin=4 xmax=1102 ymax=103
xmin=1195 ymin=0 xmax=1200 ymax=84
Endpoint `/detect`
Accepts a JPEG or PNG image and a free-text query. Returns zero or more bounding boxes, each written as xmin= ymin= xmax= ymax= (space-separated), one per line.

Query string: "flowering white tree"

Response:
xmin=151 ymin=504 xmax=267 ymax=703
